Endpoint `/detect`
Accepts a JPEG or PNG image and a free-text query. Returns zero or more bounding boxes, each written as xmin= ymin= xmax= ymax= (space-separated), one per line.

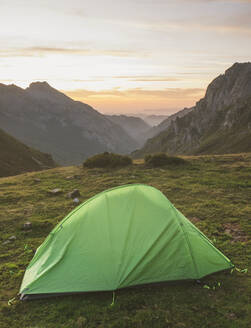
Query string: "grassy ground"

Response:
xmin=0 ymin=128 xmax=56 ymax=178
xmin=0 ymin=153 xmax=250 ymax=328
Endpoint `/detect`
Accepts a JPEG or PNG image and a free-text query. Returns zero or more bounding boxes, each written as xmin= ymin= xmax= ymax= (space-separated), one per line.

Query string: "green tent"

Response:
xmin=20 ymin=184 xmax=233 ymax=299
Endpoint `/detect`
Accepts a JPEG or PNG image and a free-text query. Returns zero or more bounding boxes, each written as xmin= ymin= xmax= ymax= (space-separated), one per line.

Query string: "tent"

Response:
xmin=20 ymin=184 xmax=233 ymax=299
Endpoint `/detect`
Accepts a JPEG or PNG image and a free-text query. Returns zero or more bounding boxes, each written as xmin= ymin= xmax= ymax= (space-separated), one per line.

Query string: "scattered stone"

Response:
xmin=66 ymin=175 xmax=81 ymax=180
xmin=48 ymin=188 xmax=62 ymax=195
xmin=23 ymin=222 xmax=32 ymax=230
xmin=2 ymin=240 xmax=11 ymax=245
xmin=67 ymin=189 xmax=81 ymax=199
xmin=226 ymin=312 xmax=237 ymax=320
xmin=34 ymin=178 xmax=41 ymax=183
xmin=8 ymin=235 xmax=17 ymax=241
xmin=73 ymin=198 xmax=80 ymax=204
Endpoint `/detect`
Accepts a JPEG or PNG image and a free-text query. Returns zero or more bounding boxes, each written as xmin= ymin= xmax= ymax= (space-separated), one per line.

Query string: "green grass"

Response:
xmin=0 ymin=128 xmax=56 ymax=178
xmin=0 ymin=154 xmax=250 ymax=327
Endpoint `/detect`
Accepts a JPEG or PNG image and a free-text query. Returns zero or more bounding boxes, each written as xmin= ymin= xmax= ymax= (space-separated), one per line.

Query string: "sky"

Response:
xmin=0 ymin=0 xmax=251 ymax=115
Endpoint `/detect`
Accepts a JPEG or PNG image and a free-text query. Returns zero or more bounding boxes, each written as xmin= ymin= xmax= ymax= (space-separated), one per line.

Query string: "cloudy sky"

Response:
xmin=0 ymin=0 xmax=251 ymax=114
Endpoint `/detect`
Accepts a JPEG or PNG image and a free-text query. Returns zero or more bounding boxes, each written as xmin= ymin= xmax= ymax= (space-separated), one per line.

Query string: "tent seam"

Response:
xmin=171 ymin=204 xmax=200 ymax=279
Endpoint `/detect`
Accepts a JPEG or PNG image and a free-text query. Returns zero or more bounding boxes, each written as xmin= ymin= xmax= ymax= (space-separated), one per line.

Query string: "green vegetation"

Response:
xmin=83 ymin=152 xmax=132 ymax=168
xmin=0 ymin=153 xmax=250 ymax=327
xmin=144 ymin=153 xmax=186 ymax=167
xmin=0 ymin=128 xmax=56 ymax=178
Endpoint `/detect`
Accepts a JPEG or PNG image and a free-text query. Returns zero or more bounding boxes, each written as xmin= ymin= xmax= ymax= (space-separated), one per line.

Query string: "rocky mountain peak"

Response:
xmin=26 ymin=81 xmax=70 ymax=103
xmin=204 ymin=62 xmax=251 ymax=111
xmin=133 ymin=62 xmax=251 ymax=157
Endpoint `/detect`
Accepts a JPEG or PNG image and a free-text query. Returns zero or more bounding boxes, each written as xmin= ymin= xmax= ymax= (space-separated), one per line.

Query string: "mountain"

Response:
xmin=0 ymin=82 xmax=137 ymax=165
xmin=0 ymin=128 xmax=56 ymax=177
xmin=141 ymin=114 xmax=169 ymax=126
xmin=105 ymin=114 xmax=151 ymax=147
xmin=144 ymin=107 xmax=194 ymax=140
xmin=133 ymin=62 xmax=251 ymax=157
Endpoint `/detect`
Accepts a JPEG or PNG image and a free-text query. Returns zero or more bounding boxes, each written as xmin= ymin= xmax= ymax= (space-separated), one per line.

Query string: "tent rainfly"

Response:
xmin=20 ymin=184 xmax=233 ymax=300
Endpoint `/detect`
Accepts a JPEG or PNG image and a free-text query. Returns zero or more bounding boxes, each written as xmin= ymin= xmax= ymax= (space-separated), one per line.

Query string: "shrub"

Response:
xmin=144 ymin=153 xmax=186 ymax=167
xmin=83 ymin=152 xmax=132 ymax=168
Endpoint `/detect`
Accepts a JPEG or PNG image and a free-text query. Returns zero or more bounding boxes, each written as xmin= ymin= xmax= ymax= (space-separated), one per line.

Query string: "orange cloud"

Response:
xmin=64 ymin=87 xmax=205 ymax=114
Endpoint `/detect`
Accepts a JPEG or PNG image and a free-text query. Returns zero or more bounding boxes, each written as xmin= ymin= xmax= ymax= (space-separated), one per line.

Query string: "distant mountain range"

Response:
xmin=0 ymin=82 xmax=138 ymax=165
xmin=134 ymin=62 xmax=251 ymax=157
xmin=0 ymin=128 xmax=56 ymax=177
xmin=105 ymin=114 xmax=151 ymax=147
xmin=139 ymin=114 xmax=169 ymax=127
xmin=1 ymin=62 xmax=251 ymax=168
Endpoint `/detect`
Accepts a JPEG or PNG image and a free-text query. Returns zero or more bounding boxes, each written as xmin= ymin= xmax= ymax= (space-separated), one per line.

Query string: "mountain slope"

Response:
xmin=0 ymin=82 xmax=137 ymax=165
xmin=134 ymin=62 xmax=251 ymax=157
xmin=0 ymin=128 xmax=56 ymax=177
xmin=144 ymin=107 xmax=194 ymax=140
xmin=106 ymin=114 xmax=151 ymax=147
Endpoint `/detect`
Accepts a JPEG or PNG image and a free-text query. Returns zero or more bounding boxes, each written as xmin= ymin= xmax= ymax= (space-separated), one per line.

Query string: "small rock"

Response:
xmin=23 ymin=222 xmax=32 ymax=230
xmin=34 ymin=178 xmax=41 ymax=183
xmin=8 ymin=235 xmax=17 ymax=241
xmin=48 ymin=188 xmax=62 ymax=195
xmin=67 ymin=189 xmax=81 ymax=199
xmin=66 ymin=175 xmax=80 ymax=180
xmin=2 ymin=240 xmax=11 ymax=245
xmin=73 ymin=198 xmax=80 ymax=204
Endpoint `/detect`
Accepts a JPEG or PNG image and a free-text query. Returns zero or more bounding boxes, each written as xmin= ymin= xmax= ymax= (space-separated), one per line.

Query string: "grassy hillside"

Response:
xmin=0 ymin=128 xmax=56 ymax=177
xmin=0 ymin=154 xmax=250 ymax=327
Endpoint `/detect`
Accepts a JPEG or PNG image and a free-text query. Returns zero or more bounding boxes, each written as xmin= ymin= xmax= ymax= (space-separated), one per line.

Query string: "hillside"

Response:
xmin=0 ymin=82 xmax=137 ymax=165
xmin=0 ymin=128 xmax=56 ymax=177
xmin=106 ymin=114 xmax=151 ymax=147
xmin=144 ymin=107 xmax=194 ymax=140
xmin=0 ymin=153 xmax=250 ymax=327
xmin=134 ymin=62 xmax=251 ymax=157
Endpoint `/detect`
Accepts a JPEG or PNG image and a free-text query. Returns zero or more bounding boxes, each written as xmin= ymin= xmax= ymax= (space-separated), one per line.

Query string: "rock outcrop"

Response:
xmin=133 ymin=62 xmax=251 ymax=157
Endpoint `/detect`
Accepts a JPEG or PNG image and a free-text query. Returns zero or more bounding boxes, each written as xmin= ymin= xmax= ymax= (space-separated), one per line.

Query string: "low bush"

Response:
xmin=144 ymin=153 xmax=186 ymax=167
xmin=83 ymin=152 xmax=132 ymax=168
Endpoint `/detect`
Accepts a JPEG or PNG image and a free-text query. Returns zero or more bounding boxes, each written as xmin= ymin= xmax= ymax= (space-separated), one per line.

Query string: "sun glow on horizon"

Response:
xmin=0 ymin=0 xmax=251 ymax=114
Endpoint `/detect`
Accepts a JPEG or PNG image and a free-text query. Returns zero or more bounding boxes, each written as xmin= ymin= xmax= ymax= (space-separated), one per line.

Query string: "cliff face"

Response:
xmin=133 ymin=62 xmax=251 ymax=157
xmin=0 ymin=82 xmax=137 ymax=165
xmin=0 ymin=128 xmax=56 ymax=177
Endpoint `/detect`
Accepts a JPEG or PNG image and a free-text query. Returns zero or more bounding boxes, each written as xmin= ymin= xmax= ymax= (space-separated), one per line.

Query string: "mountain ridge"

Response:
xmin=105 ymin=114 xmax=151 ymax=147
xmin=133 ymin=62 xmax=251 ymax=157
xmin=0 ymin=82 xmax=138 ymax=165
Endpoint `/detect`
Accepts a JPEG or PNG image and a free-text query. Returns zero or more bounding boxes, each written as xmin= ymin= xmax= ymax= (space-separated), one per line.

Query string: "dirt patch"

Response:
xmin=189 ymin=217 xmax=201 ymax=223
xmin=223 ymin=223 xmax=248 ymax=242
